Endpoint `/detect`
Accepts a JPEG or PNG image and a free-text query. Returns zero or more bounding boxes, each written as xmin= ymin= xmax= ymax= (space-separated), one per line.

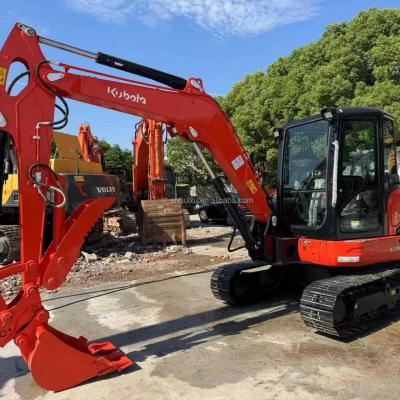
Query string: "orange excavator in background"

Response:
xmin=78 ymin=122 xmax=103 ymax=164
xmin=78 ymin=119 xmax=186 ymax=243
xmin=76 ymin=122 xmax=137 ymax=236
xmin=132 ymin=118 xmax=187 ymax=244
xmin=2 ymin=23 xmax=400 ymax=391
xmin=133 ymin=119 xmax=166 ymax=201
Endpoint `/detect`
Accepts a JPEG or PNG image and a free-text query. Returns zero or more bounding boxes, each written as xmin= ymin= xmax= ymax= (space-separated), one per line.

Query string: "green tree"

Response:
xmin=223 ymin=8 xmax=400 ymax=181
xmin=166 ymin=137 xmax=219 ymax=186
xmin=99 ymin=140 xmax=133 ymax=179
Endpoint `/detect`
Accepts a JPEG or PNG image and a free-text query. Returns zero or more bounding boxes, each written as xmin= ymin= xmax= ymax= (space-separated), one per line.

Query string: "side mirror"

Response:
xmin=273 ymin=127 xmax=283 ymax=141
xmin=321 ymin=107 xmax=342 ymax=123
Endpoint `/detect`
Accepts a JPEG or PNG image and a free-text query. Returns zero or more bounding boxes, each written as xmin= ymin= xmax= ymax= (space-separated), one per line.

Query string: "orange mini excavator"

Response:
xmin=1 ymin=23 xmax=400 ymax=390
xmin=132 ymin=118 xmax=187 ymax=244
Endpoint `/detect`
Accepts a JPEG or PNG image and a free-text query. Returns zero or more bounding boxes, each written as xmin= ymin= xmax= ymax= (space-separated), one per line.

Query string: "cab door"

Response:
xmin=383 ymin=117 xmax=400 ymax=235
xmin=337 ymin=117 xmax=383 ymax=239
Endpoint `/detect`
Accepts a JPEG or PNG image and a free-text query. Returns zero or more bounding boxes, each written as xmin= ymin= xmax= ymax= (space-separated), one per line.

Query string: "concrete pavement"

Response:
xmin=1 ymin=264 xmax=400 ymax=400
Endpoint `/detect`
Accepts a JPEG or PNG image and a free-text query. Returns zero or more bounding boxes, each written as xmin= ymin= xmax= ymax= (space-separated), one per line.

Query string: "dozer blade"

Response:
xmin=15 ymin=311 xmax=133 ymax=391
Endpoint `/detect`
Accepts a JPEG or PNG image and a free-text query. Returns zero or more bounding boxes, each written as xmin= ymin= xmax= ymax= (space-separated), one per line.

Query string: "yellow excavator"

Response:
xmin=0 ymin=126 xmax=132 ymax=263
xmin=2 ymin=128 xmax=105 ymax=207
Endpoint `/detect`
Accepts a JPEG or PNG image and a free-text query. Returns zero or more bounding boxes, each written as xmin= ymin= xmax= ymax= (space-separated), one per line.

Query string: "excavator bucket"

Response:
xmin=15 ymin=311 xmax=133 ymax=391
xmin=138 ymin=199 xmax=187 ymax=246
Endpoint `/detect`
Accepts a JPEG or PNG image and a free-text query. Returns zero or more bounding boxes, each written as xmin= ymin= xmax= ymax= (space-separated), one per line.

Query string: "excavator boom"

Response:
xmin=44 ymin=62 xmax=271 ymax=223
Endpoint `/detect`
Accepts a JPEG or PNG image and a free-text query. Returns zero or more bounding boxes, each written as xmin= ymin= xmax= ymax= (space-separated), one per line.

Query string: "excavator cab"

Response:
xmin=277 ymin=107 xmax=400 ymax=241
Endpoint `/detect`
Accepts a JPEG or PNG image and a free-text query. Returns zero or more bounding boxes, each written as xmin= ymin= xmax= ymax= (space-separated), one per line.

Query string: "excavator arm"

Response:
xmin=132 ymin=120 xmax=150 ymax=201
xmin=0 ymin=23 xmax=274 ymax=391
xmin=132 ymin=119 xmax=166 ymax=201
xmin=78 ymin=123 xmax=103 ymax=164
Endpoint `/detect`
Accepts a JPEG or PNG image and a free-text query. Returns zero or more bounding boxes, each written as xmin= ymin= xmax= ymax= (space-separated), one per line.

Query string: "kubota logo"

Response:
xmin=96 ymin=186 xmax=116 ymax=194
xmin=107 ymin=87 xmax=147 ymax=105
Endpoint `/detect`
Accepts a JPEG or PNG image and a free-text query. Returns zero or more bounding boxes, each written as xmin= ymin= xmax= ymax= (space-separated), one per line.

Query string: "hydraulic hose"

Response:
xmin=28 ymin=163 xmax=66 ymax=208
xmin=36 ymin=60 xmax=69 ymax=130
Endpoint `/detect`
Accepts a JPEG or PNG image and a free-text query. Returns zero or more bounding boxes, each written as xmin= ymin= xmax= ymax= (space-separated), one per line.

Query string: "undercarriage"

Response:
xmin=211 ymin=262 xmax=400 ymax=338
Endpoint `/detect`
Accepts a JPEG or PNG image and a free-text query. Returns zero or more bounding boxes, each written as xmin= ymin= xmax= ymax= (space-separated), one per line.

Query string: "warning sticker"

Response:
xmin=246 ymin=179 xmax=258 ymax=194
xmin=231 ymin=155 xmax=244 ymax=170
xmin=74 ymin=175 xmax=85 ymax=182
xmin=0 ymin=68 xmax=7 ymax=86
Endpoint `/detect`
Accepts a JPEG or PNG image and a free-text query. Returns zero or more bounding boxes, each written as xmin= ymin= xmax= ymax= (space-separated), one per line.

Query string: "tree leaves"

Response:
xmin=166 ymin=137 xmax=219 ymax=185
xmin=220 ymin=8 xmax=400 ymax=182
xmin=98 ymin=140 xmax=133 ymax=179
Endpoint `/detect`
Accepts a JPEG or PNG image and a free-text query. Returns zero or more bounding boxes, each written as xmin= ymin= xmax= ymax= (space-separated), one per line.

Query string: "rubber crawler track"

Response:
xmin=210 ymin=262 xmax=282 ymax=305
xmin=211 ymin=263 xmax=256 ymax=304
xmin=300 ymin=267 xmax=400 ymax=338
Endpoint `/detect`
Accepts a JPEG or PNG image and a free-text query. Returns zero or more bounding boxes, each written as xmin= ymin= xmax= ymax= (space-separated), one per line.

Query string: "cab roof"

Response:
xmin=281 ymin=107 xmax=393 ymax=129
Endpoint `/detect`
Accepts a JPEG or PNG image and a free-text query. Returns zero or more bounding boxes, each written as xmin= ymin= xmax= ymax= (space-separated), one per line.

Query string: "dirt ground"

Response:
xmin=67 ymin=215 xmax=248 ymax=287
xmin=0 ymin=215 xmax=247 ymax=300
xmin=1 ymin=216 xmax=400 ymax=400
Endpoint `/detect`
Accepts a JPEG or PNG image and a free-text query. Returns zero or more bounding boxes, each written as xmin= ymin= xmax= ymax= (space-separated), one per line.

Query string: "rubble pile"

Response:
xmin=0 ymin=233 xmax=186 ymax=300
xmin=67 ymin=232 xmax=188 ymax=284
xmin=0 ymin=274 xmax=21 ymax=302
xmin=0 ymin=217 xmax=243 ymax=299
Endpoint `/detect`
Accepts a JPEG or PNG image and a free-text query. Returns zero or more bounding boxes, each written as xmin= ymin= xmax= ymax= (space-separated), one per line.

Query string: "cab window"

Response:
xmin=339 ymin=119 xmax=380 ymax=232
